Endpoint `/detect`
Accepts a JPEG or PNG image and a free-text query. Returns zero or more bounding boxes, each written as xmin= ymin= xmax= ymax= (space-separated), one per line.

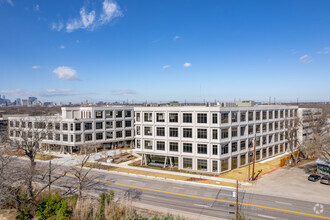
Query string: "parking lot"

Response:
xmin=247 ymin=161 xmax=330 ymax=204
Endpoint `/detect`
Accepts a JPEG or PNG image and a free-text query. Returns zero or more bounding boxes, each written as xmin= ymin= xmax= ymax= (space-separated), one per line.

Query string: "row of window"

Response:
xmin=9 ymin=120 xmax=133 ymax=131
xmin=135 ymin=110 xmax=297 ymax=124
xmin=93 ymin=110 xmax=132 ymax=119
xmin=135 ymin=139 xmax=285 ymax=155
xmin=137 ymin=125 xmax=289 ymax=140
xmin=52 ymin=130 xmax=133 ymax=142
xmin=182 ymin=145 xmax=284 ymax=172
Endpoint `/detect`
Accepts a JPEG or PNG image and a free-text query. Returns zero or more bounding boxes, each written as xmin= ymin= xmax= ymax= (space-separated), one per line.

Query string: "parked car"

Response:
xmin=320 ymin=175 xmax=330 ymax=185
xmin=308 ymin=174 xmax=321 ymax=182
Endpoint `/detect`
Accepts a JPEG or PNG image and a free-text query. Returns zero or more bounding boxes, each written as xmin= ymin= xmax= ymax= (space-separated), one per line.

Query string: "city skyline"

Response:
xmin=1 ymin=0 xmax=330 ymax=103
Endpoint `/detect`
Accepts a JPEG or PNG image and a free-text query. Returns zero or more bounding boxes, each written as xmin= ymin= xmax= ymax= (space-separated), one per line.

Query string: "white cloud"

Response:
xmin=1 ymin=89 xmax=36 ymax=96
xmin=112 ymin=89 xmax=135 ymax=95
xmin=53 ymin=66 xmax=79 ymax=80
xmin=34 ymin=4 xmax=39 ymax=11
xmin=100 ymin=0 xmax=122 ymax=23
xmin=299 ymin=54 xmax=312 ymax=64
xmin=59 ymin=45 xmax=65 ymax=49
xmin=173 ymin=36 xmax=180 ymax=41
xmin=61 ymin=0 xmax=122 ymax=33
xmin=32 ymin=65 xmax=41 ymax=69
xmin=183 ymin=62 xmax=192 ymax=67
xmin=51 ymin=22 xmax=64 ymax=31
xmin=162 ymin=65 xmax=170 ymax=69
xmin=317 ymin=47 xmax=330 ymax=54
xmin=43 ymin=89 xmax=73 ymax=97
xmin=6 ymin=0 xmax=14 ymax=6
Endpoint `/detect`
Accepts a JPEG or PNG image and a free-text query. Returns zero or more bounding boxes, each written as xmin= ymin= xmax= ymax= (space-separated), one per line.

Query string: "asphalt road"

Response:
xmin=12 ymin=159 xmax=330 ymax=220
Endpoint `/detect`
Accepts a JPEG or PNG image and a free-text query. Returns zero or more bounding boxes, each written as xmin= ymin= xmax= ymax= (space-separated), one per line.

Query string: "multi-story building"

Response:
xmin=8 ymin=106 xmax=134 ymax=153
xmin=297 ymin=108 xmax=323 ymax=143
xmin=134 ymin=104 xmax=298 ymax=173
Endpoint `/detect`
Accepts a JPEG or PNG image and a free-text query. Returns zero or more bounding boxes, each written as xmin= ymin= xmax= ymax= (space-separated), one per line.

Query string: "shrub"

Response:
xmin=36 ymin=193 xmax=71 ymax=220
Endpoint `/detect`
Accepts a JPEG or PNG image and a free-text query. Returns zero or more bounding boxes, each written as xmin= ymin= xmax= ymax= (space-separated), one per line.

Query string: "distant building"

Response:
xmin=16 ymin=98 xmax=22 ymax=106
xmin=28 ymin=97 xmax=37 ymax=106
xmin=22 ymin=99 xmax=29 ymax=106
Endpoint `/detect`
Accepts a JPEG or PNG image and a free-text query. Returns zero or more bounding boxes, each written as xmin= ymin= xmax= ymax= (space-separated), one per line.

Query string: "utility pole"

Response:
xmin=252 ymin=133 xmax=257 ymax=180
xmin=248 ymin=146 xmax=251 ymax=181
xmin=48 ymin=160 xmax=51 ymax=196
xmin=236 ymin=180 xmax=239 ymax=220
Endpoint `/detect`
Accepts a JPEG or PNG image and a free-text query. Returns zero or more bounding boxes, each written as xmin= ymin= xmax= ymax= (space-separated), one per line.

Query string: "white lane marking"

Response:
xmin=143 ymin=195 xmax=159 ymax=199
xmin=275 ymin=201 xmax=292 ymax=206
xmin=258 ymin=214 xmax=276 ymax=219
xmin=194 ymin=204 xmax=210 ymax=208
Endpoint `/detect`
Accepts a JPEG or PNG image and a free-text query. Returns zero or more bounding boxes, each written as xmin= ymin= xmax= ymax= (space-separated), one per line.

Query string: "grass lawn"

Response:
xmin=35 ymin=154 xmax=61 ymax=160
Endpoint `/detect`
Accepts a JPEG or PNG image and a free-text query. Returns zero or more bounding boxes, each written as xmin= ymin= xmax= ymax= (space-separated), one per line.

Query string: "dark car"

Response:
xmin=308 ymin=174 xmax=321 ymax=182
xmin=320 ymin=175 xmax=330 ymax=185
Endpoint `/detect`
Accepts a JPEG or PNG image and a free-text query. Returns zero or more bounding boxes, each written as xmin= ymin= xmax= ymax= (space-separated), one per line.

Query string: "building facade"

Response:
xmin=8 ymin=106 xmax=134 ymax=153
xmin=134 ymin=105 xmax=298 ymax=173
xmin=297 ymin=108 xmax=323 ymax=143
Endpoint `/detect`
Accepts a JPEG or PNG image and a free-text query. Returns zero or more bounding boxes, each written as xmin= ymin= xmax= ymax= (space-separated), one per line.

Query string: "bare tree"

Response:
xmin=8 ymin=117 xmax=65 ymax=201
xmin=70 ymin=144 xmax=99 ymax=199
xmin=0 ymin=149 xmax=17 ymax=208
xmin=284 ymin=116 xmax=301 ymax=165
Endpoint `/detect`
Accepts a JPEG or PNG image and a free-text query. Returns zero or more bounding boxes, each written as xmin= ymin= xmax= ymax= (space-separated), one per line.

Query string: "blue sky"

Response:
xmin=0 ymin=0 xmax=330 ymax=103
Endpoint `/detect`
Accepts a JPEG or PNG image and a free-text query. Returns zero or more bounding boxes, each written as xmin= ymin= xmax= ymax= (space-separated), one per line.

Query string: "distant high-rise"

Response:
xmin=16 ymin=98 xmax=21 ymax=106
xmin=28 ymin=97 xmax=37 ymax=106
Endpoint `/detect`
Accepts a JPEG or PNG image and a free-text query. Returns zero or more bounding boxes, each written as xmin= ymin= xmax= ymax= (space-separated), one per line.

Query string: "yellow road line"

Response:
xmin=55 ymin=171 xmax=330 ymax=219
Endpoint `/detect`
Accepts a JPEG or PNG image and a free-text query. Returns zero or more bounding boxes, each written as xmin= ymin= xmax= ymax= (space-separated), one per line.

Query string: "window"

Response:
xmin=256 ymin=112 xmax=261 ymax=120
xmin=197 ymin=113 xmax=207 ymax=123
xmin=240 ymin=126 xmax=246 ymax=136
xmin=231 ymin=112 xmax=238 ymax=123
xmin=212 ymin=129 xmax=218 ymax=139
xmin=183 ymin=113 xmax=192 ymax=123
xmin=116 ymin=121 xmax=122 ymax=128
xmin=96 ymin=122 xmax=103 ymax=129
xmin=221 ymin=129 xmax=228 ymax=139
xmin=280 ymin=111 xmax=284 ymax=118
xmin=156 ymin=113 xmax=165 ymax=122
xmin=63 ymin=123 xmax=68 ymax=130
xmin=84 ymin=122 xmax=92 ymax=130
xmin=85 ymin=133 xmax=93 ymax=141
xmin=263 ymin=111 xmax=267 ymax=120
xmin=157 ymin=141 xmax=165 ymax=151
xmin=248 ymin=112 xmax=254 ymax=121
xmin=156 ymin=127 xmax=165 ymax=136
xmin=212 ymin=113 xmax=218 ymax=124
xmin=269 ymin=146 xmax=273 ymax=156
xmin=169 ymin=128 xmax=178 ymax=137
xmin=47 ymin=123 xmax=52 ymax=129
xmin=221 ymin=113 xmax=229 ymax=123
xmin=28 ymin=122 xmax=33 ymax=128
xmin=136 ymin=126 xmax=141 ymax=135
xmin=105 ymin=110 xmax=113 ymax=118
xmin=240 ymin=140 xmax=246 ymax=150
xmin=232 ymin=127 xmax=238 ymax=137
xmin=248 ymin=125 xmax=254 ymax=135
xmin=269 ymin=111 xmax=273 ymax=119
xmin=75 ymin=123 xmax=81 ymax=131
xmin=125 ymin=120 xmax=132 ymax=127
xmin=144 ymin=127 xmax=152 ymax=136
xmin=197 ymin=144 xmax=207 ymax=154
xmin=96 ymin=133 xmax=103 ymax=140
xmin=105 ymin=121 xmax=113 ymax=129
xmin=240 ymin=154 xmax=246 ymax=166
xmin=144 ymin=113 xmax=152 ymax=122
xmin=116 ymin=111 xmax=122 ymax=118
xmin=106 ymin=132 xmax=113 ymax=139
xmin=95 ymin=111 xmax=103 ymax=119
xmin=232 ymin=142 xmax=238 ymax=152
xmin=240 ymin=112 xmax=246 ymax=122
xmin=125 ymin=110 xmax=131 ymax=118
xmin=183 ymin=128 xmax=192 ymax=138
xmin=136 ymin=140 xmax=141 ymax=149
xmin=262 ymin=124 xmax=267 ymax=132
xmin=212 ymin=145 xmax=218 ymax=155
xmin=125 ymin=130 xmax=132 ymax=137
xmin=183 ymin=143 xmax=192 ymax=153
xmin=169 ymin=142 xmax=178 ymax=152
xmin=221 ymin=143 xmax=229 ymax=154
xmin=274 ymin=110 xmax=278 ymax=119
xmin=169 ymin=113 xmax=178 ymax=123
xmin=221 ymin=159 xmax=229 ymax=171
xmin=144 ymin=140 xmax=152 ymax=150
xmin=76 ymin=134 xmax=81 ymax=142
xmin=197 ymin=159 xmax=207 ymax=171
xmin=136 ymin=113 xmax=141 ymax=122
xmin=256 ymin=124 xmax=261 ymax=133
xmin=212 ymin=161 xmax=218 ymax=172
xmin=48 ymin=133 xmax=53 ymax=140
xmin=183 ymin=158 xmax=192 ymax=169
xmin=269 ymin=123 xmax=273 ymax=131
xmin=262 ymin=148 xmax=267 ymax=159
xmin=263 ymin=136 xmax=267 ymax=145
xmin=116 ymin=131 xmax=122 ymax=138
xmin=269 ymin=134 xmax=273 ymax=143
xmin=197 ymin=129 xmax=207 ymax=139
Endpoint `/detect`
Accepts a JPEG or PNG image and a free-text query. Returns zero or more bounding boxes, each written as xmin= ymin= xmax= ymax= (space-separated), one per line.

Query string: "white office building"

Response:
xmin=134 ymin=104 xmax=298 ymax=173
xmin=297 ymin=108 xmax=323 ymax=143
xmin=8 ymin=106 xmax=134 ymax=153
